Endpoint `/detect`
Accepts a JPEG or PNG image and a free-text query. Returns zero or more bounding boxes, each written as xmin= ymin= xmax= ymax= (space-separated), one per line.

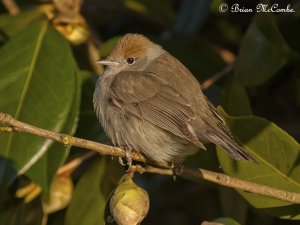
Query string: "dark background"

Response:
xmin=0 ymin=0 xmax=300 ymax=225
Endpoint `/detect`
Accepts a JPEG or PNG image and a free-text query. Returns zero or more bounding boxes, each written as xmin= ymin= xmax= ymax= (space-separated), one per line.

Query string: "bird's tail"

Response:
xmin=205 ymin=128 xmax=258 ymax=163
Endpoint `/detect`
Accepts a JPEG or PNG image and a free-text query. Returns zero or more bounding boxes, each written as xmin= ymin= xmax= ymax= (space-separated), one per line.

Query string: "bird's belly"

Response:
xmin=103 ymin=105 xmax=198 ymax=164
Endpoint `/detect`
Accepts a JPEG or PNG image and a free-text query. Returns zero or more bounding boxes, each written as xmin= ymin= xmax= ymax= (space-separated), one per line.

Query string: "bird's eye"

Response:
xmin=126 ymin=58 xmax=135 ymax=65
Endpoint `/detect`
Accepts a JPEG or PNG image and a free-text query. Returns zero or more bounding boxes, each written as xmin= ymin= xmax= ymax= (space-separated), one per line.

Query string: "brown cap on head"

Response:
xmin=110 ymin=34 xmax=153 ymax=58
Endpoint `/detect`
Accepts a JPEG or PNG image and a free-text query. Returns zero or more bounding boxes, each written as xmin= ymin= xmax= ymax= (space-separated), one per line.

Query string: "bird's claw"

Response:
xmin=118 ymin=156 xmax=126 ymax=166
xmin=118 ymin=147 xmax=133 ymax=171
xmin=125 ymin=148 xmax=132 ymax=168
xmin=170 ymin=162 xmax=182 ymax=181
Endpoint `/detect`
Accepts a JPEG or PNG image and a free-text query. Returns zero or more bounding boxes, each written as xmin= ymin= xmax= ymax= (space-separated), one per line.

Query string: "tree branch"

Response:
xmin=2 ymin=0 xmax=20 ymax=15
xmin=1 ymin=112 xmax=300 ymax=204
xmin=0 ymin=112 xmax=147 ymax=163
xmin=202 ymin=63 xmax=234 ymax=90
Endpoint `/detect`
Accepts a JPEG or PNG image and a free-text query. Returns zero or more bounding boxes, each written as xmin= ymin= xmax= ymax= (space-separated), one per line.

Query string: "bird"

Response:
xmin=93 ymin=33 xmax=257 ymax=166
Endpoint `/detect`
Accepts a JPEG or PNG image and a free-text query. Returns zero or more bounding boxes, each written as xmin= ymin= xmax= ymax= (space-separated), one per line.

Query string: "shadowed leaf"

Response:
xmin=235 ymin=13 xmax=293 ymax=87
xmin=220 ymin=79 xmax=252 ymax=116
xmin=65 ymin=157 xmax=107 ymax=225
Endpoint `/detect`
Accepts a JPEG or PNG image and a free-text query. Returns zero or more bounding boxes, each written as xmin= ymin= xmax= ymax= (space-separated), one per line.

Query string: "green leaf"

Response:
xmin=235 ymin=13 xmax=292 ymax=87
xmin=216 ymin=107 xmax=300 ymax=219
xmin=213 ymin=217 xmax=241 ymax=225
xmin=29 ymin=69 xmax=81 ymax=199
xmin=0 ymin=8 xmax=44 ymax=38
xmin=65 ymin=157 xmax=107 ymax=225
xmin=220 ymin=79 xmax=252 ymax=116
xmin=0 ymin=21 xmax=77 ymax=193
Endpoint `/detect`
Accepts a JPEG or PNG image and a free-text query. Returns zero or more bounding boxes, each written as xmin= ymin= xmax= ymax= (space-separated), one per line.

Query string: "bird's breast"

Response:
xmin=93 ymin=76 xmax=127 ymax=146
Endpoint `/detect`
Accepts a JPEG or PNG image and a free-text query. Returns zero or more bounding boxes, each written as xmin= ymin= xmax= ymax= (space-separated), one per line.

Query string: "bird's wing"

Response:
xmin=110 ymin=71 xmax=206 ymax=149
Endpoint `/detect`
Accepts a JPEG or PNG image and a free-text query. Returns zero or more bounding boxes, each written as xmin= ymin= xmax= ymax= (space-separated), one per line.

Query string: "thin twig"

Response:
xmin=1 ymin=112 xmax=300 ymax=204
xmin=134 ymin=165 xmax=300 ymax=204
xmin=202 ymin=63 xmax=234 ymax=90
xmin=2 ymin=0 xmax=20 ymax=15
xmin=57 ymin=151 xmax=96 ymax=176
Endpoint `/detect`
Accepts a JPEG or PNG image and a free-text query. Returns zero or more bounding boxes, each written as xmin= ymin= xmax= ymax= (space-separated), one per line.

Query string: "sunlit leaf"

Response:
xmin=213 ymin=217 xmax=241 ymax=225
xmin=217 ymin=107 xmax=300 ymax=219
xmin=0 ymin=21 xmax=78 ymax=196
xmin=30 ymin=69 xmax=80 ymax=199
xmin=0 ymin=8 xmax=44 ymax=38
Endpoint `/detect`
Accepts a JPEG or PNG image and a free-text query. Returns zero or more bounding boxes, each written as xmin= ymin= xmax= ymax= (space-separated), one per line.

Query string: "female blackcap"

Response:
xmin=93 ymin=34 xmax=257 ymax=164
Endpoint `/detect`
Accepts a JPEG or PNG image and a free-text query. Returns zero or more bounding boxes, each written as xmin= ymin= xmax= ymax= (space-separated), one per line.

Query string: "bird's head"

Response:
xmin=96 ymin=34 xmax=164 ymax=73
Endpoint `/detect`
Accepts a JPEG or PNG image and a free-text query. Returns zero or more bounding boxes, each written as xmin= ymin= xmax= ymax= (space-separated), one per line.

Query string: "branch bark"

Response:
xmin=2 ymin=0 xmax=20 ymax=15
xmin=202 ymin=63 xmax=234 ymax=90
xmin=1 ymin=112 xmax=300 ymax=204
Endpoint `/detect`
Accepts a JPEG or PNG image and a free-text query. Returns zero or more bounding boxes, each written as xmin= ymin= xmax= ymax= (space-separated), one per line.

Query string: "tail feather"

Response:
xmin=203 ymin=98 xmax=257 ymax=163
xmin=206 ymin=129 xmax=258 ymax=163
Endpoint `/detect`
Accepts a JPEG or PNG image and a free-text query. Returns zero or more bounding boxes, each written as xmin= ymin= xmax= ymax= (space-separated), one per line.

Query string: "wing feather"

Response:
xmin=110 ymin=71 xmax=205 ymax=149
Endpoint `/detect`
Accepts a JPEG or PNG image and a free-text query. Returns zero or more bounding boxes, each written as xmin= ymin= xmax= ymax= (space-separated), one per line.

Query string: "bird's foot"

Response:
xmin=118 ymin=146 xmax=133 ymax=170
xmin=169 ymin=162 xmax=183 ymax=181
xmin=125 ymin=147 xmax=132 ymax=168
xmin=118 ymin=156 xmax=126 ymax=166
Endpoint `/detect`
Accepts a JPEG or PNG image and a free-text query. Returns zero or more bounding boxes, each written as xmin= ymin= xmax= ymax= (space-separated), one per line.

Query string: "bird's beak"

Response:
xmin=95 ymin=58 xmax=120 ymax=67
